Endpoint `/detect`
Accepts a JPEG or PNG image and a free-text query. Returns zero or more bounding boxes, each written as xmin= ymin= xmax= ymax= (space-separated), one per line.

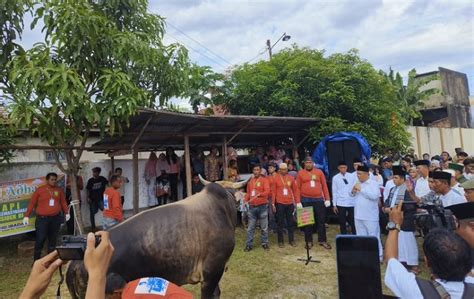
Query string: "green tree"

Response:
xmin=213 ymin=46 xmax=410 ymax=153
xmin=5 ymin=0 xmax=191 ymax=232
xmin=0 ymin=0 xmax=33 ymax=162
xmin=380 ymin=68 xmax=439 ymax=124
xmin=186 ymin=65 xmax=225 ymax=113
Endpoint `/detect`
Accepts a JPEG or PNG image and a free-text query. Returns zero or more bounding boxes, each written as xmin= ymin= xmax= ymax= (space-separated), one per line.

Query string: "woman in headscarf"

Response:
xmin=144 ymin=152 xmax=158 ymax=207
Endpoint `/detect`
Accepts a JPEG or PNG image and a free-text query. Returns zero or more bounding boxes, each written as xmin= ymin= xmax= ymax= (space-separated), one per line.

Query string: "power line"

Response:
xmin=167 ymin=22 xmax=233 ymax=66
xmin=166 ymin=33 xmax=228 ymax=68
xmin=244 ymin=46 xmax=268 ymax=64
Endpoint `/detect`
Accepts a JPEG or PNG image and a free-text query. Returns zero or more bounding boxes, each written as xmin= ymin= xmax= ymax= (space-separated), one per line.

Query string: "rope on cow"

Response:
xmin=68 ymin=199 xmax=83 ymax=235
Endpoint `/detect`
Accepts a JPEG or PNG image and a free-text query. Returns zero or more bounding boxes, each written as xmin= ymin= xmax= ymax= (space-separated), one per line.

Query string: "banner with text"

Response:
xmin=0 ymin=175 xmax=65 ymax=238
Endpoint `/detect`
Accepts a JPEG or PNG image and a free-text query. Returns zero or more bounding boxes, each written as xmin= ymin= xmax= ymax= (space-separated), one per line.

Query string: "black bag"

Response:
xmin=415 ymin=277 xmax=474 ymax=299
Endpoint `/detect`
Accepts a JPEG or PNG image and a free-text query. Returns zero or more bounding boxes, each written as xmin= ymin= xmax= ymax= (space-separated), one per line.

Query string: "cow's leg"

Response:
xmin=201 ymin=266 xmax=225 ymax=299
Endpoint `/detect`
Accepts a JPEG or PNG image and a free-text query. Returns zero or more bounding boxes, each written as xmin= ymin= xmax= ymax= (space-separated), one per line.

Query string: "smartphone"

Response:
xmin=336 ymin=235 xmax=382 ymax=299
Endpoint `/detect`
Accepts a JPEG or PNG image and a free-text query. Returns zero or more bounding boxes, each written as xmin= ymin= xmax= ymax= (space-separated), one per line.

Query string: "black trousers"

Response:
xmin=34 ymin=215 xmax=62 ymax=260
xmin=276 ymin=203 xmax=295 ymax=244
xmin=168 ymin=173 xmax=179 ymax=201
xmin=89 ymin=201 xmax=100 ymax=229
xmin=337 ymin=206 xmax=356 ymax=235
xmin=302 ymin=199 xmax=327 ymax=243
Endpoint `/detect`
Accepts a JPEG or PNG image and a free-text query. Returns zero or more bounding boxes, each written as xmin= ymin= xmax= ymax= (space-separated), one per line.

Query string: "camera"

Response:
xmin=56 ymin=235 xmax=101 ymax=260
xmin=415 ymin=203 xmax=456 ymax=233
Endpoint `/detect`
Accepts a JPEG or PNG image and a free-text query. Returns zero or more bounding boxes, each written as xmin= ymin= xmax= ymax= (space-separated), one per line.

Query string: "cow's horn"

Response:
xmin=198 ymin=174 xmax=212 ymax=186
xmin=232 ymin=176 xmax=251 ymax=189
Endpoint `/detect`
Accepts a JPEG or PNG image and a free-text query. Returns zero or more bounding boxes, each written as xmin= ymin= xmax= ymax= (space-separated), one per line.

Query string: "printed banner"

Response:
xmin=0 ymin=175 xmax=65 ymax=238
xmin=296 ymin=206 xmax=315 ymax=227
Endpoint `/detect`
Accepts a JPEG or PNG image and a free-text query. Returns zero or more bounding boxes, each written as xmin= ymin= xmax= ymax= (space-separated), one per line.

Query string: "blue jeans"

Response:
xmin=246 ymin=204 xmax=269 ymax=247
xmin=102 ymin=217 xmax=119 ymax=230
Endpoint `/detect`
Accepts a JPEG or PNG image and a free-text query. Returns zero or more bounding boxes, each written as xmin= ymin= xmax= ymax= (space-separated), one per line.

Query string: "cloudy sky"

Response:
xmin=20 ymin=0 xmax=474 ymax=107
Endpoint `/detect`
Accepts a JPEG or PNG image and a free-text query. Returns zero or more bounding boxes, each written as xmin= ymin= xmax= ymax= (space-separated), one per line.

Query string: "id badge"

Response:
xmin=251 ymin=190 xmax=256 ymax=197
xmin=310 ymin=180 xmax=316 ymax=188
xmin=283 ymin=188 xmax=288 ymax=196
xmin=49 ymin=198 xmax=55 ymax=207
xmin=103 ymin=194 xmax=109 ymax=210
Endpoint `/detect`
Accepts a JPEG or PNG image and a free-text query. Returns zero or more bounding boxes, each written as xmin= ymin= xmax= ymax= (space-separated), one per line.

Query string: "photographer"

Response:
xmin=384 ymin=201 xmax=473 ymax=298
xmin=20 ymin=231 xmax=114 ymax=299
xmin=383 ymin=166 xmax=419 ymax=273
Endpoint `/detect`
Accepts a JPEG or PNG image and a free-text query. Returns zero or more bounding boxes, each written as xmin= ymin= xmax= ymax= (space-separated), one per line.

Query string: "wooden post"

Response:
xmin=415 ymin=126 xmax=422 ymax=159
xmin=184 ymin=135 xmax=192 ymax=197
xmin=459 ymin=128 xmax=465 ymax=150
xmin=439 ymin=127 xmax=445 ymax=152
xmin=222 ymin=137 xmax=228 ymax=180
xmin=132 ymin=147 xmax=139 ymax=215
xmin=110 ymin=156 xmax=115 ymax=173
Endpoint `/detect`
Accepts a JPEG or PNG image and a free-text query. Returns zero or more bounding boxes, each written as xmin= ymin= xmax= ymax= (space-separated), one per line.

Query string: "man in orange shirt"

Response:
xmin=244 ymin=164 xmax=271 ymax=252
xmin=296 ymin=157 xmax=331 ymax=249
xmin=271 ymin=163 xmax=300 ymax=247
xmin=23 ymin=172 xmax=69 ymax=260
xmin=102 ymin=175 xmax=123 ymax=230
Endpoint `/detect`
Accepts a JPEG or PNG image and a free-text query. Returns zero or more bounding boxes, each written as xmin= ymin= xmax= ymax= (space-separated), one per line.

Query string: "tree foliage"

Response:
xmin=213 ymin=46 xmax=411 ymax=153
xmin=186 ymin=65 xmax=225 ymax=113
xmin=5 ymin=0 xmax=192 ymax=231
xmin=380 ymin=68 xmax=439 ymax=124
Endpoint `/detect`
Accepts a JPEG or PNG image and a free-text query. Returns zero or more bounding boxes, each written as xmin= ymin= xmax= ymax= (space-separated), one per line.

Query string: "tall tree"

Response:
xmin=0 ymin=0 xmax=33 ymax=163
xmin=187 ymin=65 xmax=225 ymax=113
xmin=213 ymin=46 xmax=410 ymax=153
xmin=380 ymin=68 xmax=439 ymax=124
xmin=5 ymin=0 xmax=192 ymax=232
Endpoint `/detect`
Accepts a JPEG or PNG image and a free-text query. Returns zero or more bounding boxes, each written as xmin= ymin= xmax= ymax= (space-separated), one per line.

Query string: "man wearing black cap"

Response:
xmin=383 ymin=166 xmax=419 ymax=273
xmin=447 ymin=202 xmax=474 ymax=283
xmin=414 ymin=160 xmax=431 ymax=198
xmin=350 ymin=164 xmax=383 ymax=260
xmin=432 ymin=171 xmax=466 ymax=207
xmin=332 ymin=161 xmax=356 ymax=234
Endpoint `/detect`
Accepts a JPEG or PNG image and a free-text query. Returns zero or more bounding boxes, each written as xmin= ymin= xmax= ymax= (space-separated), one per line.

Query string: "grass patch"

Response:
xmin=0 ymin=225 xmax=429 ymax=298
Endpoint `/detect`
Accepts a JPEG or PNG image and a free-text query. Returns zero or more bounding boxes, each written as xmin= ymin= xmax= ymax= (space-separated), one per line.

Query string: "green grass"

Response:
xmin=0 ymin=225 xmax=429 ymax=298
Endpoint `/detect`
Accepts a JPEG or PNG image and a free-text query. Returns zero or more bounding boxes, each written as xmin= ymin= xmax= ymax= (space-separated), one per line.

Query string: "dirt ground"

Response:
xmin=0 ymin=224 xmax=429 ymax=298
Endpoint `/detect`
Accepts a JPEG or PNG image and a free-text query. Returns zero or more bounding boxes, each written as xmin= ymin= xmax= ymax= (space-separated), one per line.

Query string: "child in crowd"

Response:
xmin=102 ymin=175 xmax=123 ymax=230
xmin=156 ymin=171 xmax=170 ymax=206
xmin=191 ymin=173 xmax=204 ymax=195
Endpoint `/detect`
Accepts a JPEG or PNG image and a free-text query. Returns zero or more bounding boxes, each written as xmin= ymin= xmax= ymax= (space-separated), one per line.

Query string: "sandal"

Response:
xmin=319 ymin=242 xmax=332 ymax=250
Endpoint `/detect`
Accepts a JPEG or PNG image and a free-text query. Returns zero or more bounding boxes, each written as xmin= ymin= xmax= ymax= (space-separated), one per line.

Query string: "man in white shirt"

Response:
xmin=332 ymin=161 xmax=356 ymax=234
xmin=414 ymin=160 xmax=431 ymax=198
xmin=463 ymin=158 xmax=474 ymax=181
xmin=432 ymin=171 xmax=466 ymax=207
xmin=350 ymin=165 xmax=383 ymax=259
xmin=384 ymin=203 xmax=473 ymax=298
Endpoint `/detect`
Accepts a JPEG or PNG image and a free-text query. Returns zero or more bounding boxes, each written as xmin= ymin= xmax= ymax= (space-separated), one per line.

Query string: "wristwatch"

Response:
xmin=386 ymin=221 xmax=401 ymax=232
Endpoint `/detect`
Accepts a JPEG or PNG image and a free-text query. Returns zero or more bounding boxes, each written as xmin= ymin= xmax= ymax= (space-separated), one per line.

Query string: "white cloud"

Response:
xmin=16 ymin=0 xmax=474 ymax=93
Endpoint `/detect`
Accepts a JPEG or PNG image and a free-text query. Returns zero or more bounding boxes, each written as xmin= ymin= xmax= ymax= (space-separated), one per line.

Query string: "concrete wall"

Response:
xmin=408 ymin=126 xmax=474 ymax=157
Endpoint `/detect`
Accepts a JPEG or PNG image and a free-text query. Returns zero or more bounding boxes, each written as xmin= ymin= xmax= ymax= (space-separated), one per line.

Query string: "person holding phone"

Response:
xmin=350 ymin=165 xmax=383 ymax=261
xmin=383 ymin=166 xmax=419 ymax=274
xmin=332 ymin=161 xmax=356 ymax=235
xmin=384 ymin=202 xmax=474 ymax=298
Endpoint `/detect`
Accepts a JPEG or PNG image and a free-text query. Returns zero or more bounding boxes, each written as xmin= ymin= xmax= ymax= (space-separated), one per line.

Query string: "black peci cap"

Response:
xmin=431 ymin=171 xmax=451 ymax=181
xmin=414 ymin=160 xmax=430 ymax=167
xmin=338 ymin=161 xmax=347 ymax=166
xmin=392 ymin=166 xmax=406 ymax=177
xmin=358 ymin=165 xmax=369 ymax=172
xmin=446 ymin=202 xmax=474 ymax=220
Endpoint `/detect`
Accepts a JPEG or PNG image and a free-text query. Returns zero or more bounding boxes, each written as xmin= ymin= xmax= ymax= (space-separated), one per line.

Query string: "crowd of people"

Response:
xmin=21 ymin=144 xmax=474 ymax=297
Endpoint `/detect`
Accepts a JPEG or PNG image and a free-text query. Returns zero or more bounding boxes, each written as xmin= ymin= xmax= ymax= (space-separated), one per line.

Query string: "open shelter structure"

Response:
xmin=91 ymin=108 xmax=319 ymax=214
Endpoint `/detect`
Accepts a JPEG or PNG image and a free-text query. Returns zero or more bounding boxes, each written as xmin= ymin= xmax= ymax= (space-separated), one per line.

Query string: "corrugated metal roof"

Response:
xmin=92 ymin=108 xmax=320 ymax=152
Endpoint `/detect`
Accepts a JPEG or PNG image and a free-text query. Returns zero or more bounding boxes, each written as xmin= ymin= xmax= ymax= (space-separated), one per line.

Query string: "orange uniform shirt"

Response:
xmin=296 ymin=168 xmax=330 ymax=200
xmin=244 ymin=176 xmax=270 ymax=206
xmin=271 ymin=174 xmax=300 ymax=205
xmin=121 ymin=277 xmax=193 ymax=299
xmin=102 ymin=187 xmax=123 ymax=222
xmin=25 ymin=185 xmax=68 ymax=217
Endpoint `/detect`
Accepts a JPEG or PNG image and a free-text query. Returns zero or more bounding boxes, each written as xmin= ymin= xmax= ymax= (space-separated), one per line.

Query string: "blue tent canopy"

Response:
xmin=312 ymin=132 xmax=371 ymax=177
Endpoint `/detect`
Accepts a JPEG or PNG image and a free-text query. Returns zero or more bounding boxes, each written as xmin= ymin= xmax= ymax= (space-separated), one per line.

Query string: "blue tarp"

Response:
xmin=312 ymin=132 xmax=371 ymax=177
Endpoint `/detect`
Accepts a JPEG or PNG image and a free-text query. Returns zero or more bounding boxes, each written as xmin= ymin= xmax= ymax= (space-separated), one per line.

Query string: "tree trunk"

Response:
xmin=69 ymin=171 xmax=85 ymax=234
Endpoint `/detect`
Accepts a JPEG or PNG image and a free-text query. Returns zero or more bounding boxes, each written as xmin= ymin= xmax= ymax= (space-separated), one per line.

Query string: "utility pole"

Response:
xmin=266 ymin=39 xmax=272 ymax=60
xmin=266 ymin=33 xmax=291 ymax=61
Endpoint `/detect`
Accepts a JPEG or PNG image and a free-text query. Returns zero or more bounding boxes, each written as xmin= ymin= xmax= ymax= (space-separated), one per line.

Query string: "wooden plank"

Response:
xmin=132 ymin=147 xmax=139 ymax=215
xmin=184 ymin=135 xmax=192 ymax=198
xmin=222 ymin=137 xmax=228 ymax=180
